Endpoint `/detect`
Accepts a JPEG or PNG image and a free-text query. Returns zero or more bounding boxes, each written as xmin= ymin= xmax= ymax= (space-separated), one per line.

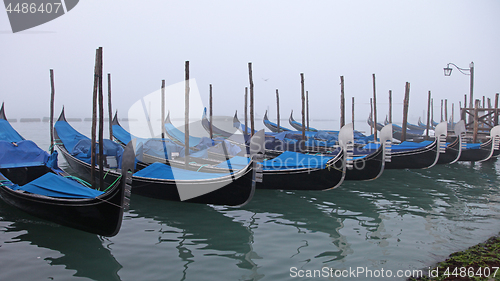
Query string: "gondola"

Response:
xmin=288 ymin=110 xmax=318 ymax=132
xmin=263 ymin=110 xmax=292 ymax=132
xmin=436 ymin=120 xmax=465 ymax=165
xmin=0 ymin=103 xmax=133 ymax=237
xmin=134 ymin=113 xmax=351 ymax=190
xmin=55 ymin=109 xmax=259 ymax=207
xmin=202 ymin=111 xmax=392 ymax=181
xmin=457 ymin=125 xmax=500 ymax=162
xmin=367 ymin=114 xmax=424 ymax=141
xmin=383 ymin=122 xmax=448 ymax=169
xmin=418 ymin=117 xmax=438 ymax=129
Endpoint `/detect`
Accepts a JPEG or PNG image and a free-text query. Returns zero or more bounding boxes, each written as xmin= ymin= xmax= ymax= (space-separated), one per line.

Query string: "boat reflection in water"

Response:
xmin=0 ymin=199 xmax=122 ymax=281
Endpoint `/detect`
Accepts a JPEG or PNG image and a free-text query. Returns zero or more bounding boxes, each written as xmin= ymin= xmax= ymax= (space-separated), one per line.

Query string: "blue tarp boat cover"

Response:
xmin=10 ymin=172 xmax=104 ymax=198
xmin=0 ymin=119 xmax=24 ymax=142
xmin=133 ymin=162 xmax=231 ymax=180
xmin=55 ymin=120 xmax=124 ymax=168
xmin=114 ymin=122 xmax=241 ymax=159
xmin=0 ymin=140 xmax=48 ymax=169
xmin=261 ymin=151 xmax=333 ymax=170
xmin=216 ymin=151 xmax=333 ymax=171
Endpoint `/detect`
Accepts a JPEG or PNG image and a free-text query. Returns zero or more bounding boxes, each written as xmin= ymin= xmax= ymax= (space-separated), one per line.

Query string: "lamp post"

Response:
xmin=443 ymin=61 xmax=474 ymax=123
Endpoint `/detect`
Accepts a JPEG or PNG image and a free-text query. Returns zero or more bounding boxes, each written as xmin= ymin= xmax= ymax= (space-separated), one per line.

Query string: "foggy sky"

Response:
xmin=1 ymin=0 xmax=499 ymax=130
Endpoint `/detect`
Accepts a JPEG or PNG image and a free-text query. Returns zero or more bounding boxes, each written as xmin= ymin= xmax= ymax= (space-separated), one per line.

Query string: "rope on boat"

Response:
xmin=64 ymin=175 xmax=91 ymax=187
xmin=101 ymin=175 xmax=122 ymax=192
xmin=196 ymin=164 xmax=209 ymax=172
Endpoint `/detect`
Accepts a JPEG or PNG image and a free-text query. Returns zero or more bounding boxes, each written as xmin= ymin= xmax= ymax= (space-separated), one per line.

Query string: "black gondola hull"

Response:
xmin=385 ymin=140 xmax=439 ymax=169
xmin=345 ymin=146 xmax=385 ymax=180
xmin=0 ymin=165 xmax=127 ymax=237
xmin=458 ymin=139 xmax=493 ymax=162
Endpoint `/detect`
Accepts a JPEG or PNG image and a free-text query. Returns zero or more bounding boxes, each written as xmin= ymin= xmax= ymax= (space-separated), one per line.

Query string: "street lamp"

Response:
xmin=443 ymin=61 xmax=474 ymax=122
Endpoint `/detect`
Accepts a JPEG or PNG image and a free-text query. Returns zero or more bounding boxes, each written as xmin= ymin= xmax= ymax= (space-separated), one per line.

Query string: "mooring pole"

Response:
xmin=276 ymin=89 xmax=280 ymax=133
xmin=107 ymin=73 xmax=113 ymax=141
xmin=388 ymin=90 xmax=392 ymax=123
xmin=401 ymin=82 xmax=410 ymax=142
xmin=98 ymin=47 xmax=104 ymax=190
xmin=340 ymin=76 xmax=345 ymax=128
xmin=370 ymin=98 xmax=373 ymax=135
xmin=426 ymin=91 xmax=431 ymax=139
xmin=372 ymin=74 xmax=377 ymax=141
xmin=473 ymin=99 xmax=479 ymax=143
xmin=49 ymin=69 xmax=55 ymax=154
xmin=161 ymin=80 xmax=165 ymax=139
xmin=185 ymin=61 xmax=190 ymax=167
xmin=351 ymin=96 xmax=355 ymax=130
xmin=306 ymin=90 xmax=310 ymax=131
xmin=301 ymin=73 xmax=305 ymax=142
xmin=248 ymin=63 xmax=254 ymax=136
xmin=244 ymin=87 xmax=248 ymax=134
xmin=495 ymin=93 xmax=499 ymax=126
xmin=209 ymin=84 xmax=213 ymax=139
xmin=90 ymin=48 xmax=99 ymax=189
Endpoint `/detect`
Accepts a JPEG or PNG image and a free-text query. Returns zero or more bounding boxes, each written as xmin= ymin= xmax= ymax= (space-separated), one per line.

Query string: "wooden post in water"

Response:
xmin=426 ymin=91 xmax=431 ymax=139
xmin=90 ymin=48 xmax=99 ymax=189
xmin=351 ymin=97 xmax=355 ymax=130
xmin=306 ymin=90 xmax=309 ymax=131
xmin=209 ymin=84 xmax=213 ymax=139
xmin=185 ymin=61 xmax=190 ymax=166
xmin=340 ymin=76 xmax=345 ymax=128
xmin=370 ymin=98 xmax=373 ymax=135
xmin=401 ymin=82 xmax=410 ymax=142
xmin=276 ymin=89 xmax=280 ymax=133
xmin=461 ymin=95 xmax=467 ymax=121
xmin=483 ymin=96 xmax=486 ymax=108
xmin=388 ymin=90 xmax=392 ymax=123
xmin=107 ymin=73 xmax=113 ymax=141
xmin=301 ymin=73 xmax=305 ymax=142
xmin=98 ymin=47 xmax=104 ymax=190
xmin=431 ymin=98 xmax=434 ymax=124
xmin=248 ymin=63 xmax=254 ymax=136
xmin=372 ymin=74 xmax=377 ymax=141
xmin=161 ymin=80 xmax=165 ymax=138
xmin=244 ymin=87 xmax=248 ymax=134
xmin=473 ymin=99 xmax=479 ymax=143
xmin=495 ymin=93 xmax=499 ymax=126
xmin=49 ymin=69 xmax=55 ymax=154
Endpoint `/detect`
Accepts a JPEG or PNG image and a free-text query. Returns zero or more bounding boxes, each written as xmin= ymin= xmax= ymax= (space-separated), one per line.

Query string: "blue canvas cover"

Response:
xmin=463 ymin=143 xmax=481 ymax=150
xmin=133 ymin=162 xmax=231 ymax=180
xmin=55 ymin=120 xmax=124 ymax=167
xmin=54 ymin=120 xmax=89 ymax=153
xmin=71 ymin=139 xmax=124 ymax=168
xmin=10 ymin=172 xmax=104 ymax=198
xmin=112 ymin=123 xmax=133 ymax=144
xmin=0 ymin=140 xmax=48 ymax=169
xmin=261 ymin=151 xmax=333 ymax=170
xmin=0 ymin=119 xmax=24 ymax=142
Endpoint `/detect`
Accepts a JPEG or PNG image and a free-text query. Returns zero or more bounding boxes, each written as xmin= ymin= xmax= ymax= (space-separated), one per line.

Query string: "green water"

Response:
xmin=1 ymin=121 xmax=500 ymax=280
